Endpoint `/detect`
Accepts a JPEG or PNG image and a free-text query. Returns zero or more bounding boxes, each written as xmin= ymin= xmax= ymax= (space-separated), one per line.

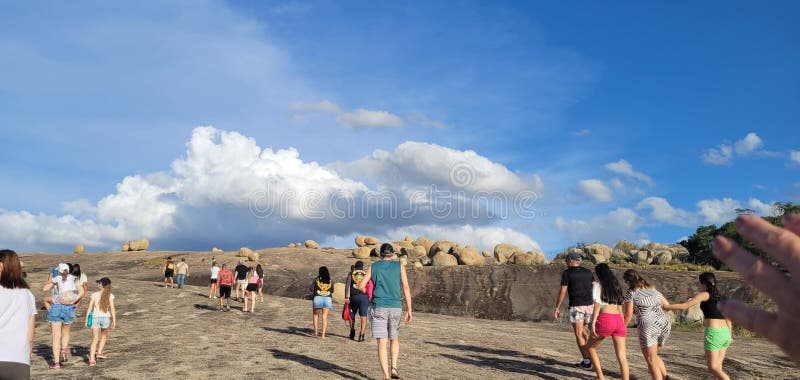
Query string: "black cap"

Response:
xmin=96 ymin=277 xmax=111 ymax=286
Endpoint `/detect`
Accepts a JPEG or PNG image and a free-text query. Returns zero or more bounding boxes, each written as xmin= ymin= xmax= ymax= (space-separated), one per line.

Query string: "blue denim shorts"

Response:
xmin=47 ymin=303 xmax=76 ymax=324
xmin=312 ymin=296 xmax=332 ymax=309
xmin=92 ymin=315 xmax=111 ymax=329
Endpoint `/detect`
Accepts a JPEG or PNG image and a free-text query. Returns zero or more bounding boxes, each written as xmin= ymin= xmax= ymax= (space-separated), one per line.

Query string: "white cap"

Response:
xmin=57 ymin=263 xmax=70 ymax=273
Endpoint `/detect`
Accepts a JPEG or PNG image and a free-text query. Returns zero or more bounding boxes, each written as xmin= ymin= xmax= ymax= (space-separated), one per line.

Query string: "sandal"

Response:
xmin=89 ymin=360 xmax=96 ymax=367
xmin=96 ymin=353 xmax=107 ymax=359
xmin=60 ymin=349 xmax=69 ymax=363
xmin=391 ymin=368 xmax=400 ymax=379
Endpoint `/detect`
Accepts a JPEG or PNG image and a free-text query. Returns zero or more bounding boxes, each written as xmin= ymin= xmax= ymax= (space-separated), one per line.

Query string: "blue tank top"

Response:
xmin=371 ymin=260 xmax=402 ymax=308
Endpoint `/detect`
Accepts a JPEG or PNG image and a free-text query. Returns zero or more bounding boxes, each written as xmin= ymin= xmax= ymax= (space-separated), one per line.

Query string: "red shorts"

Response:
xmin=595 ymin=312 xmax=627 ymax=338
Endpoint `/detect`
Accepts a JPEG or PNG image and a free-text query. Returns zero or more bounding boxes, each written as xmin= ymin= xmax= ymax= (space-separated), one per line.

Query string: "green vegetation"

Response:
xmin=679 ymin=201 xmax=799 ymax=269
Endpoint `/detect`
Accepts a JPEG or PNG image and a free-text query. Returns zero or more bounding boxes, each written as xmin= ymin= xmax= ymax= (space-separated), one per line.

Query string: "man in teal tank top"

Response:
xmin=359 ymin=243 xmax=413 ymax=380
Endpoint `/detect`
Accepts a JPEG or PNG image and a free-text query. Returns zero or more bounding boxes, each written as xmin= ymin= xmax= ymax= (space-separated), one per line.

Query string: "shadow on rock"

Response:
xmin=428 ymin=342 xmax=595 ymax=380
xmin=268 ymin=349 xmax=369 ymax=380
xmin=263 ymin=326 xmax=346 ymax=339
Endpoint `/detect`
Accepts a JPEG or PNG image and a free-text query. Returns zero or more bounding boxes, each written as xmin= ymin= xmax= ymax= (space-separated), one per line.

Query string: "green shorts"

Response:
xmin=704 ymin=327 xmax=732 ymax=351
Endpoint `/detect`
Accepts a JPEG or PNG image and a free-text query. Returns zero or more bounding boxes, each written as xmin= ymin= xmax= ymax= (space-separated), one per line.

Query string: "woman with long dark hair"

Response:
xmin=256 ymin=264 xmax=265 ymax=303
xmin=664 ymin=272 xmax=732 ymax=380
xmin=0 ymin=249 xmax=37 ymax=379
xmin=587 ymin=263 xmax=629 ymax=380
xmin=623 ymin=269 xmax=671 ymax=380
xmin=71 ymin=264 xmax=88 ymax=316
xmin=311 ymin=266 xmax=333 ymax=339
xmin=345 ymin=260 xmax=370 ymax=341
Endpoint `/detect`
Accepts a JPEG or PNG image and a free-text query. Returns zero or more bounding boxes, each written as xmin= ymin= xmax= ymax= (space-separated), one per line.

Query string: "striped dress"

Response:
xmin=625 ymin=287 xmax=671 ymax=348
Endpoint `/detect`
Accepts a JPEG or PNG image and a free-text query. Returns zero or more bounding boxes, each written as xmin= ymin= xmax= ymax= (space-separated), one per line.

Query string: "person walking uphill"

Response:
xmin=311 ymin=266 xmax=333 ymax=339
xmin=216 ymin=264 xmax=234 ymax=311
xmin=234 ymin=261 xmax=249 ymax=302
xmin=43 ymin=263 xmax=85 ymax=369
xmin=345 ymin=260 xmax=370 ymax=342
xmin=0 ymin=249 xmax=37 ymax=380
xmin=163 ymin=257 xmax=176 ymax=288
xmin=84 ymin=277 xmax=117 ymax=367
xmin=359 ymin=244 xmax=413 ymax=380
xmin=175 ymin=258 xmax=189 ymax=289
xmin=554 ymin=251 xmax=595 ymax=370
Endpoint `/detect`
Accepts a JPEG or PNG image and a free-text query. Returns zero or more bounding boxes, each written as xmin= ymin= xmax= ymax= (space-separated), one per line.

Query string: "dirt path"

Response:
xmin=28 ymin=274 xmax=797 ymax=379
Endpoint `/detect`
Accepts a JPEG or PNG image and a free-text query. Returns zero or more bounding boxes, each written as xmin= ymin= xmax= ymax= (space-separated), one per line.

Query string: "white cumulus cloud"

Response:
xmin=605 ymin=159 xmax=653 ymax=186
xmin=702 ymin=132 xmax=773 ymax=165
xmin=702 ymin=144 xmax=734 ymax=165
xmin=636 ymin=197 xmax=696 ymax=227
xmin=790 ymin=150 xmax=800 ymax=166
xmin=577 ymin=179 xmax=613 ymax=202
xmin=554 ymin=208 xmax=646 ymax=245
xmin=337 ymin=109 xmax=404 ymax=129
xmin=734 ymin=132 xmax=764 ymax=155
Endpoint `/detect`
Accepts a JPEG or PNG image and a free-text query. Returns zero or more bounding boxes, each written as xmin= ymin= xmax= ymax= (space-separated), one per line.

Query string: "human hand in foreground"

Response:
xmin=405 ymin=310 xmax=413 ymax=324
xmin=712 ymin=213 xmax=800 ymax=364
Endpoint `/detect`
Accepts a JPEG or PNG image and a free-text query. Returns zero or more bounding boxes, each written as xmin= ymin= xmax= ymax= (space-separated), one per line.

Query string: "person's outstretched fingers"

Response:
xmin=718 ymin=299 xmax=799 ymax=364
xmin=734 ymin=215 xmax=800 ymax=274
xmin=712 ymin=236 xmax=796 ymax=311
xmin=783 ymin=213 xmax=800 ymax=237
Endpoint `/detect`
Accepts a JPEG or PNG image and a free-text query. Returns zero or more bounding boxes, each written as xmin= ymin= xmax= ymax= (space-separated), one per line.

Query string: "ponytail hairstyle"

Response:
xmin=99 ymin=284 xmax=112 ymax=313
xmin=354 ymin=261 xmax=364 ymax=271
xmin=622 ymin=269 xmax=651 ymax=290
xmin=318 ymin=266 xmax=331 ymax=284
xmin=71 ymin=263 xmax=82 ymax=278
xmin=0 ymin=249 xmax=29 ymax=289
xmin=256 ymin=264 xmax=263 ymax=279
xmin=595 ymin=263 xmax=624 ymax=305
xmin=699 ymin=272 xmax=720 ymax=301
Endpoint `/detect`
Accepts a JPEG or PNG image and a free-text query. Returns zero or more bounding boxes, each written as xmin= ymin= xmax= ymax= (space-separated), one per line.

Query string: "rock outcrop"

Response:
xmin=74 ymin=245 xmax=85 ymax=255
xmin=452 ymin=245 xmax=483 ymax=266
xmin=493 ymin=244 xmax=523 ymax=264
xmin=305 ymin=240 xmax=319 ymax=249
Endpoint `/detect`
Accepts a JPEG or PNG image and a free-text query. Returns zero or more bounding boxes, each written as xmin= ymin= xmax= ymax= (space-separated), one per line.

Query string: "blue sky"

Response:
xmin=0 ymin=1 xmax=798 ymax=255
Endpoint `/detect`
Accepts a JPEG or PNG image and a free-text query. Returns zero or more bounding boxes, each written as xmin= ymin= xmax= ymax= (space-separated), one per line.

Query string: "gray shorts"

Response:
xmin=236 ymin=280 xmax=248 ymax=290
xmin=370 ymin=307 xmax=402 ymax=340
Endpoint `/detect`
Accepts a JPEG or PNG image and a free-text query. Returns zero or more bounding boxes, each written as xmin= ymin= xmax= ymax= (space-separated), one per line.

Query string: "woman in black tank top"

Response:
xmin=664 ymin=272 xmax=732 ymax=380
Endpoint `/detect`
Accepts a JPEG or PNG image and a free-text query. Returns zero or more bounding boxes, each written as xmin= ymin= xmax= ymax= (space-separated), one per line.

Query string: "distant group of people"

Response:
xmin=557 ymin=252 xmax=734 ymax=380
xmin=1 ymin=213 xmax=799 ymax=379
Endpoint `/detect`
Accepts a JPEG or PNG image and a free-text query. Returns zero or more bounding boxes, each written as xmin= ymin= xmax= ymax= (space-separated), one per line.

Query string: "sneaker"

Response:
xmin=95 ymin=353 xmax=107 ymax=360
xmin=89 ymin=360 xmax=96 ymax=367
xmin=579 ymin=361 xmax=593 ymax=370
xmin=49 ymin=362 xmax=61 ymax=369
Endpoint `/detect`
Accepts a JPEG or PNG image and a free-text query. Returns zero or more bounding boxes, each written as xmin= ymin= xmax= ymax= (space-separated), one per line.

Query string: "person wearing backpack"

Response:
xmin=310 ymin=266 xmax=333 ymax=340
xmin=345 ymin=260 xmax=369 ymax=342
xmin=359 ymin=244 xmax=413 ymax=380
xmin=84 ymin=277 xmax=116 ymax=367
xmin=163 ymin=257 xmax=176 ymax=289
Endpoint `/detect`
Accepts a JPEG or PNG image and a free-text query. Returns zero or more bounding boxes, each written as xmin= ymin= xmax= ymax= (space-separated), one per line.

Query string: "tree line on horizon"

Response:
xmin=679 ymin=201 xmax=799 ymax=270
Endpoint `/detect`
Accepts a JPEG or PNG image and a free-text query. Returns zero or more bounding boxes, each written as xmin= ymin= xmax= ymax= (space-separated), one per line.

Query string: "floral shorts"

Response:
xmin=569 ymin=305 xmax=594 ymax=324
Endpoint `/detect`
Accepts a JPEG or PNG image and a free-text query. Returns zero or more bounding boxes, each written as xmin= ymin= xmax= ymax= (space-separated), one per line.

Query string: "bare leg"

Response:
xmin=51 ymin=322 xmax=62 ymax=363
xmin=89 ymin=328 xmax=100 ymax=362
xmin=587 ymin=334 xmax=605 ymax=379
xmin=705 ymin=349 xmax=730 ymax=380
xmin=612 ymin=336 xmax=629 ymax=380
xmin=250 ymin=291 xmax=256 ymax=312
xmin=656 ymin=346 xmax=667 ymax=379
xmin=390 ymin=338 xmax=400 ymax=375
xmin=360 ymin=316 xmax=368 ymax=337
xmin=377 ymin=338 xmax=390 ymax=379
xmin=641 ymin=346 xmax=663 ymax=380
xmin=61 ymin=324 xmax=72 ymax=358
xmin=321 ymin=308 xmax=330 ymax=339
xmin=312 ymin=309 xmax=320 ymax=336
xmin=573 ymin=322 xmax=589 ymax=360
xmin=98 ymin=329 xmax=109 ymax=356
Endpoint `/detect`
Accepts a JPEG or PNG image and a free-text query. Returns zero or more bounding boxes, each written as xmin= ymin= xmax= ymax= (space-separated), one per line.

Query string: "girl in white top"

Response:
xmin=72 ymin=264 xmax=88 ymax=316
xmin=0 ymin=249 xmax=37 ymax=379
xmin=43 ymin=263 xmax=85 ymax=369
xmin=209 ymin=263 xmax=220 ymax=299
xmin=84 ymin=277 xmax=116 ymax=366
